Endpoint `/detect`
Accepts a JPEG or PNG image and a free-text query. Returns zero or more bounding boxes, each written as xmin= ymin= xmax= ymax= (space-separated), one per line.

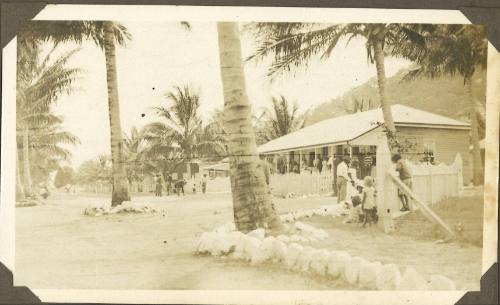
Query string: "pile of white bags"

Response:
xmin=83 ymin=201 xmax=156 ymax=216
xmin=195 ymin=222 xmax=458 ymax=291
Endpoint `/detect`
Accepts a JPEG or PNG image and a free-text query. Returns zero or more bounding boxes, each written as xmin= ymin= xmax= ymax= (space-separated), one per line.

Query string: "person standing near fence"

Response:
xmin=391 ymin=153 xmax=413 ymax=212
xmin=336 ymin=156 xmax=351 ymax=205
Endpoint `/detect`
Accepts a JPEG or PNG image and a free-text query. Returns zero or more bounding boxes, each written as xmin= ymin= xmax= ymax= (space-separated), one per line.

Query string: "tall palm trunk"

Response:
xmin=103 ymin=22 xmax=130 ymax=206
xmin=217 ymin=22 xmax=282 ymax=232
xmin=16 ymin=149 xmax=25 ymax=200
xmin=465 ymin=76 xmax=484 ymax=185
xmin=373 ymin=39 xmax=397 ymax=149
xmin=22 ymin=127 xmax=33 ymax=197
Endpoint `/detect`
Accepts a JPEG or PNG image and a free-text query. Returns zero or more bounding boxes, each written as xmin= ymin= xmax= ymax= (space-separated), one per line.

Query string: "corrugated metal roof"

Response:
xmin=258 ymin=104 xmax=469 ymax=154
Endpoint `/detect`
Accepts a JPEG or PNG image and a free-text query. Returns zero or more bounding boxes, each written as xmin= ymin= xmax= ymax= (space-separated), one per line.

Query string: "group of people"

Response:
xmin=337 ymin=152 xmax=414 ymax=227
xmin=153 ymin=173 xmax=209 ymax=197
xmin=336 ymin=156 xmax=378 ymax=227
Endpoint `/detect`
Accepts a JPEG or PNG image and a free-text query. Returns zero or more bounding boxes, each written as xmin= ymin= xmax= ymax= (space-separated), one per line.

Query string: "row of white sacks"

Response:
xmin=279 ymin=204 xmax=346 ymax=223
xmin=83 ymin=201 xmax=157 ymax=216
xmin=196 ymin=223 xmax=456 ymax=290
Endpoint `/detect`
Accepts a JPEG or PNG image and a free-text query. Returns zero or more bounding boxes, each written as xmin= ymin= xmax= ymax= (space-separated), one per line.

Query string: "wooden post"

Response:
xmin=376 ymin=135 xmax=396 ymax=233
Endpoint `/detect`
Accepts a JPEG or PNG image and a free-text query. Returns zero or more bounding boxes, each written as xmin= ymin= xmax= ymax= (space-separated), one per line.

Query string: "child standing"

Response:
xmin=361 ymin=176 xmax=377 ymax=227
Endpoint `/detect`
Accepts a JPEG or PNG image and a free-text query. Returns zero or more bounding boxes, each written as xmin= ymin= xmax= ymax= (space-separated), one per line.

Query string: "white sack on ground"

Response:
xmin=284 ymin=243 xmax=304 ymax=270
xmin=428 ymin=274 xmax=456 ymax=290
xmin=344 ymin=256 xmax=368 ymax=284
xmin=359 ymin=261 xmax=383 ymax=289
xmin=272 ymin=239 xmax=288 ymax=262
xmin=327 ymin=251 xmax=351 ymax=279
xmin=397 ymin=267 xmax=428 ymax=290
xmin=243 ymin=235 xmax=262 ymax=261
xmin=310 ymin=249 xmax=331 ymax=276
xmin=251 ymin=236 xmax=276 ymax=265
xmin=376 ymin=263 xmax=401 ymax=290
xmin=232 ymin=235 xmax=247 ymax=260
xmin=296 ymin=246 xmax=316 ymax=272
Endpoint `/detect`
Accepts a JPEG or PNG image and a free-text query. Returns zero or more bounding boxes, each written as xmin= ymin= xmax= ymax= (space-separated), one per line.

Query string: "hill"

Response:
xmin=304 ymin=68 xmax=487 ymax=133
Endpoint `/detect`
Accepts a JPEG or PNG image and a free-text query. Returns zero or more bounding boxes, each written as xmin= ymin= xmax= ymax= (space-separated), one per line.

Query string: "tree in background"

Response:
xmin=54 ymin=166 xmax=76 ymax=188
xmin=217 ymin=22 xmax=282 ymax=232
xmin=403 ymin=24 xmax=487 ymax=185
xmin=123 ymin=126 xmax=150 ymax=192
xmin=247 ymin=23 xmax=429 ymax=150
xmin=76 ymin=155 xmax=112 ymax=193
xmin=19 ymin=20 xmax=132 ymax=205
xmin=144 ymin=85 xmax=226 ymax=177
xmin=259 ymin=95 xmax=306 ymax=143
xmin=16 ymin=41 xmax=81 ymax=200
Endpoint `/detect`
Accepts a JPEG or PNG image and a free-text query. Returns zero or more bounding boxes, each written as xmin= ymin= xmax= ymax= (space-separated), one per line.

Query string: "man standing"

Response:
xmin=336 ymin=156 xmax=351 ymax=205
xmin=391 ymin=153 xmax=412 ymax=211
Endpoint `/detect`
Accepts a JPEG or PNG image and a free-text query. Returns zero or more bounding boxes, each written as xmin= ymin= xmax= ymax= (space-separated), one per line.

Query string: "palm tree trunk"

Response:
xmin=466 ymin=76 xmax=484 ymax=185
xmin=373 ymin=39 xmax=397 ymax=149
xmin=103 ymin=22 xmax=131 ymax=206
xmin=217 ymin=22 xmax=282 ymax=232
xmin=22 ymin=127 xmax=33 ymax=197
xmin=16 ymin=149 xmax=25 ymax=201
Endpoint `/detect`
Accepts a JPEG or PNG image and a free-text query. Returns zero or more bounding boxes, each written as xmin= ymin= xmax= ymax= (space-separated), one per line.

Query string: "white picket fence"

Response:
xmin=269 ymin=154 xmax=463 ymax=202
xmin=270 ymin=172 xmax=334 ymax=197
xmin=408 ymin=154 xmax=463 ymax=205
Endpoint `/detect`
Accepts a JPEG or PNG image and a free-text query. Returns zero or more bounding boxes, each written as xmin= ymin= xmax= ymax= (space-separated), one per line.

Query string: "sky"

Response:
xmin=50 ymin=22 xmax=411 ymax=167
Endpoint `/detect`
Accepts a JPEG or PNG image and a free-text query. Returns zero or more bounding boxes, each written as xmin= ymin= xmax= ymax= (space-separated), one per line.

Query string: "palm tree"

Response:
xmin=76 ymin=155 xmax=112 ymax=193
xmin=248 ymin=23 xmax=428 ymax=149
xmin=402 ymin=24 xmax=487 ymax=185
xmin=217 ymin=22 xmax=282 ymax=232
xmin=18 ymin=20 xmax=132 ymax=205
xmin=16 ymin=42 xmax=81 ymax=199
xmin=147 ymin=86 xmax=226 ymax=169
xmin=123 ymin=126 xmax=149 ymax=192
xmin=260 ymin=95 xmax=306 ymax=142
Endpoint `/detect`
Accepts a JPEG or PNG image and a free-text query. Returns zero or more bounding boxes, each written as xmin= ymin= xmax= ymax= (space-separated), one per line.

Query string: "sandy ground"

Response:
xmin=15 ymin=192 xmax=481 ymax=290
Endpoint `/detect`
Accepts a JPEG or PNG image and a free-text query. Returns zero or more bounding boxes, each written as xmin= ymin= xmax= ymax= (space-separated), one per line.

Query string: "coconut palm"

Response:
xmin=260 ymin=95 xmax=306 ymax=142
xmin=16 ymin=41 xmax=81 ymax=199
xmin=18 ymin=20 xmax=132 ymax=205
xmin=248 ymin=23 xmax=428 ymax=149
xmin=217 ymin=22 xmax=282 ymax=232
xmin=147 ymin=85 xmax=226 ymax=165
xmin=76 ymin=155 xmax=112 ymax=193
xmin=402 ymin=24 xmax=487 ymax=185
xmin=123 ymin=126 xmax=149 ymax=192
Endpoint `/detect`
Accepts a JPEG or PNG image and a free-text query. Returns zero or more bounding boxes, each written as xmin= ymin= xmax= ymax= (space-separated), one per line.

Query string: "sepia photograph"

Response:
xmin=1 ymin=4 xmax=498 ymax=303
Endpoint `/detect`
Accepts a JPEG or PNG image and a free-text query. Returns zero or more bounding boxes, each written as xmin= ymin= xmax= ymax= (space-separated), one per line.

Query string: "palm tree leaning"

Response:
xmin=248 ymin=23 xmax=428 ymax=150
xmin=402 ymin=24 xmax=487 ymax=185
xmin=261 ymin=95 xmax=306 ymax=142
xmin=217 ymin=22 xmax=282 ymax=232
xmin=19 ymin=21 xmax=132 ymax=205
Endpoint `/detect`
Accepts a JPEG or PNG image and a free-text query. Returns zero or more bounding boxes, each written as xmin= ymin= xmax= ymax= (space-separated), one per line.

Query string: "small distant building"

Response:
xmin=200 ymin=158 xmax=230 ymax=179
xmin=258 ymin=104 xmax=472 ymax=184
